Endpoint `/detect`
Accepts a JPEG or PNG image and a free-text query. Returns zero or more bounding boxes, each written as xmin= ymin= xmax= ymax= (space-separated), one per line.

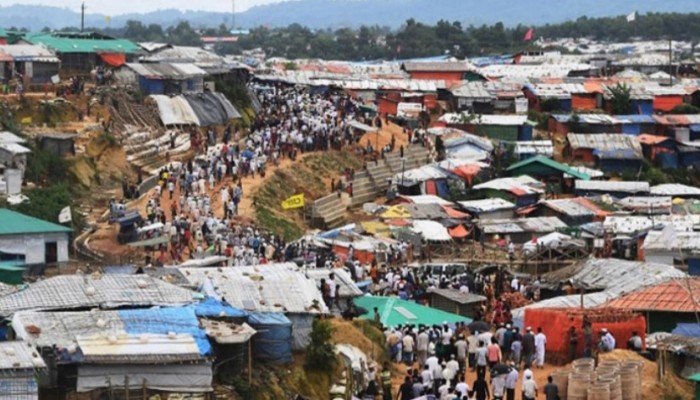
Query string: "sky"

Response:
xmin=0 ymin=0 xmax=285 ymax=15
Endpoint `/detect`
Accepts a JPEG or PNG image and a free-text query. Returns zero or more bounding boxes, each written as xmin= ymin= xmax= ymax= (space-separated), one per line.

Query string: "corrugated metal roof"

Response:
xmin=76 ymin=333 xmax=202 ymax=364
xmin=604 ymin=215 xmax=699 ymax=234
xmin=552 ymin=114 xmax=621 ymax=124
xmin=565 ymin=166 xmax=605 ymax=179
xmin=0 ymin=131 xmax=26 ymax=144
xmin=604 ymin=278 xmax=700 ymax=312
xmin=126 ymin=63 xmax=207 ymax=79
xmin=450 ymin=82 xmax=494 ymax=99
xmin=0 ymin=142 xmax=31 ymax=154
xmin=0 ymin=44 xmax=58 ymax=62
xmin=512 ymin=258 xmax=686 ymax=320
xmin=26 ymin=32 xmax=140 ymax=54
xmin=0 ymin=208 xmax=71 ymax=236
xmin=617 ymin=196 xmax=672 ymax=211
xmin=650 ymin=183 xmax=700 ymax=197
xmin=514 ymin=140 xmax=554 ymax=156
xmin=0 ymin=341 xmax=46 ymax=370
xmin=575 ymin=180 xmax=649 ymax=194
xmin=526 ymin=83 xmax=586 ymax=98
xmin=479 ymin=216 xmax=567 ymax=234
xmin=428 ymin=288 xmax=487 ymax=304
xmin=399 ymin=195 xmax=454 ymax=206
xmin=305 ymin=268 xmax=362 ymax=298
xmin=440 ymin=113 xmax=530 ymax=126
xmin=180 ymin=263 xmax=328 ymax=314
xmin=479 ymin=64 xmax=593 ymax=79
xmin=507 ymin=155 xmax=590 ymax=180
xmin=473 ymin=175 xmax=545 ymax=195
xmin=140 ymin=45 xmax=223 ymax=65
xmin=0 ymin=275 xmax=195 ymax=316
xmin=614 ymin=114 xmax=656 ymax=124
xmin=403 ymin=61 xmax=475 ymax=72
xmin=541 ymin=198 xmax=607 ymax=217
xmin=644 ymin=230 xmax=700 ymax=251
xmin=567 ymin=133 xmax=642 ymax=153
xmin=458 ymin=198 xmax=516 ymax=213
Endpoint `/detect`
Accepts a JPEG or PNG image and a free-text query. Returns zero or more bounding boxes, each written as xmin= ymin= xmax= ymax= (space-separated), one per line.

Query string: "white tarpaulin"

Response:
xmin=411 ymin=220 xmax=452 ymax=242
xmin=150 ymin=95 xmax=200 ymax=126
xmin=77 ymin=363 xmax=212 ymax=392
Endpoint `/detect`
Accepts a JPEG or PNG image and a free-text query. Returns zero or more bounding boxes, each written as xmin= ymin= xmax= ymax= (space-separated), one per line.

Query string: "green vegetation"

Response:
xmin=670 ymin=104 xmax=700 ymax=114
xmin=24 ymin=142 xmax=70 ymax=185
xmin=305 ymin=319 xmax=336 ymax=370
xmin=608 ymin=83 xmax=632 ymax=115
xmin=255 ymin=205 xmax=304 ymax=241
xmin=0 ymin=184 xmax=83 ymax=231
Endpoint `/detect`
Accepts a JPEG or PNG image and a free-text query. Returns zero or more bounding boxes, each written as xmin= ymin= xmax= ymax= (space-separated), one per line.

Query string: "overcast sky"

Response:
xmin=0 ymin=0 xmax=284 ymax=15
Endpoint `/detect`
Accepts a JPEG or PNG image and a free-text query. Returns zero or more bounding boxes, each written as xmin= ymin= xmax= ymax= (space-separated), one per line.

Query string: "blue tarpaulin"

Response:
xmin=247 ymin=312 xmax=293 ymax=363
xmin=673 ymin=323 xmax=700 ymax=338
xmin=118 ymin=307 xmax=212 ymax=355
xmin=194 ymin=297 xmax=248 ymax=318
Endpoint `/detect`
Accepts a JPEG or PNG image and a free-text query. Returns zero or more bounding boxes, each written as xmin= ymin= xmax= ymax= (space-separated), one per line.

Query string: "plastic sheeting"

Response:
xmin=194 ymin=297 xmax=248 ymax=318
xmin=150 ymin=95 xmax=200 ymax=126
xmin=411 ymin=220 xmax=452 ymax=242
xmin=118 ymin=307 xmax=212 ymax=355
xmin=247 ymin=312 xmax=293 ymax=363
xmin=77 ymin=363 xmax=213 ymax=393
xmin=183 ymin=93 xmax=240 ymax=127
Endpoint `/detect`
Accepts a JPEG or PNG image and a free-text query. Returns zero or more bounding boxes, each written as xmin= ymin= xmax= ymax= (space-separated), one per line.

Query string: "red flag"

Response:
xmin=524 ymin=28 xmax=533 ymax=41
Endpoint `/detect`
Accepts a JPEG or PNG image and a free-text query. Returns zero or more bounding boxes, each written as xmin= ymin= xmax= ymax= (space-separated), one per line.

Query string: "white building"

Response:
xmin=0 ymin=208 xmax=71 ymax=266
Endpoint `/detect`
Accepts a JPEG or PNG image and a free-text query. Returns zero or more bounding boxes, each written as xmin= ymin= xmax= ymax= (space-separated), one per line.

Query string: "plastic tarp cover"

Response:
xmin=523 ymin=309 xmax=646 ymax=360
xmin=411 ymin=220 xmax=452 ymax=242
xmin=211 ymin=92 xmax=242 ymax=119
xmin=77 ymin=363 xmax=213 ymax=392
xmin=287 ymin=313 xmax=314 ymax=351
xmin=118 ymin=307 xmax=212 ymax=355
xmin=248 ymin=312 xmax=293 ymax=363
xmin=672 ymin=323 xmax=700 ymax=337
xmin=150 ymin=95 xmax=200 ymax=126
xmin=99 ymin=53 xmax=126 ymax=67
xmin=194 ymin=297 xmax=248 ymax=318
xmin=184 ymin=93 xmax=236 ymax=127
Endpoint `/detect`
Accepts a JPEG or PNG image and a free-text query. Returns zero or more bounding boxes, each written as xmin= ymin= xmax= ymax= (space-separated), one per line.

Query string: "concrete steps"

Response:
xmin=311 ymin=192 xmax=348 ymax=229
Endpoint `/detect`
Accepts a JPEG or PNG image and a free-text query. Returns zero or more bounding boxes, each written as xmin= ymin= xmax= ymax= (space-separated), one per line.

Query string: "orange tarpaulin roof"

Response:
xmin=638 ymin=134 xmax=672 ymax=145
xmin=386 ymin=219 xmax=411 ymax=227
xmin=443 ymin=206 xmax=470 ymax=219
xmin=449 ymin=225 xmax=470 ymax=238
xmin=99 ymin=53 xmax=126 ymax=67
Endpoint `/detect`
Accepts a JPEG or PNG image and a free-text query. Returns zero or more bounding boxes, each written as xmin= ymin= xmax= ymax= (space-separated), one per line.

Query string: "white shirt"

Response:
xmin=327 ymin=280 xmax=337 ymax=298
xmin=455 ymin=382 xmax=469 ymax=398
xmin=535 ymin=332 xmax=547 ymax=350
xmin=522 ymin=379 xmax=537 ymax=398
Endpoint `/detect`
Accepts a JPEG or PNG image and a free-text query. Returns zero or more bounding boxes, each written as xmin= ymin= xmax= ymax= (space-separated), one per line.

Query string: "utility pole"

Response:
xmin=81 ymin=2 xmax=86 ymax=32
xmin=669 ymin=38 xmax=673 ymax=86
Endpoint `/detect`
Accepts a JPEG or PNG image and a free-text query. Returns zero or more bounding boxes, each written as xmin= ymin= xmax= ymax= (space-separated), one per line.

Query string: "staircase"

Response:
xmin=310 ymin=192 xmax=348 ymax=229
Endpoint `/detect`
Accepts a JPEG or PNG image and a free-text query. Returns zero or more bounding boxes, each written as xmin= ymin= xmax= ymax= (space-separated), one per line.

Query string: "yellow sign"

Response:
xmin=282 ymin=194 xmax=305 ymax=210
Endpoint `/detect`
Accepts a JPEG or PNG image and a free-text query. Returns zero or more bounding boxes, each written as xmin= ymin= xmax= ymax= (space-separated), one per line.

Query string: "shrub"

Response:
xmin=305 ymin=319 xmax=336 ymax=370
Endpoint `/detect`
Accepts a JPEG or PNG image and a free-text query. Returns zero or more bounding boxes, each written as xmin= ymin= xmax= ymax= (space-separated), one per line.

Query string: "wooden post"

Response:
xmin=125 ymin=375 xmax=129 ymax=400
xmin=142 ymin=379 xmax=147 ymax=400
xmin=248 ymin=340 xmax=253 ymax=383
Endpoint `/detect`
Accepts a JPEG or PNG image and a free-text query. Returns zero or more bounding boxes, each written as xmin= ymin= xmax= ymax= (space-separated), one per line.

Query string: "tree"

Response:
xmin=608 ymin=83 xmax=632 ymax=115
xmin=305 ymin=319 xmax=336 ymax=370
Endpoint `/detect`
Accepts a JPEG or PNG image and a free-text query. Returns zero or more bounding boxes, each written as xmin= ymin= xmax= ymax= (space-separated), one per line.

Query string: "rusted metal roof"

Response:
xmin=604 ymin=278 xmax=700 ymax=313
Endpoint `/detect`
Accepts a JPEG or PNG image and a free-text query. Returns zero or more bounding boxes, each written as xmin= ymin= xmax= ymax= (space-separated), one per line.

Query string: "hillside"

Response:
xmin=3 ymin=0 xmax=700 ymax=30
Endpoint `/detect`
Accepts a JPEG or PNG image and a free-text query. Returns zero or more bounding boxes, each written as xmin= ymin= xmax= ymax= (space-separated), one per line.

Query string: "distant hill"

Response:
xmin=2 ymin=1 xmax=700 ymax=31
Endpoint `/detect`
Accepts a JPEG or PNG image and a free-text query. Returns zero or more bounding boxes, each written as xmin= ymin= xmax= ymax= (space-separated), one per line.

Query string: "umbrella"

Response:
xmin=468 ymin=320 xmax=490 ymax=333
xmin=241 ymin=149 xmax=254 ymax=159
xmin=491 ymin=363 xmax=510 ymax=375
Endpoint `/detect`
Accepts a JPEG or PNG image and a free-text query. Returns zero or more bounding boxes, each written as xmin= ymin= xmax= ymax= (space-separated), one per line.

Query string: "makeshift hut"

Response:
xmin=477 ymin=217 xmax=568 ymax=244
xmin=180 ymin=263 xmax=328 ymax=350
xmin=0 ymin=341 xmax=46 ymax=400
xmin=247 ymin=312 xmax=293 ymax=363
xmin=428 ymin=289 xmax=487 ymax=319
xmin=603 ymin=278 xmax=700 ymax=333
xmin=458 ymin=198 xmax=516 ymax=220
xmin=472 ymin=176 xmax=545 ymax=207
xmin=0 ymin=208 xmax=71 ymax=269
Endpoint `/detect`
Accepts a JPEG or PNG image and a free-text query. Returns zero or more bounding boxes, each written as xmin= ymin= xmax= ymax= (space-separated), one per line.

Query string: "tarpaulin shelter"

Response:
xmin=523 ymin=308 xmax=646 ymax=364
xmin=448 ymin=225 xmax=469 ymax=239
xmin=247 ymin=312 xmax=293 ymax=363
xmin=354 ymin=296 xmax=471 ymax=328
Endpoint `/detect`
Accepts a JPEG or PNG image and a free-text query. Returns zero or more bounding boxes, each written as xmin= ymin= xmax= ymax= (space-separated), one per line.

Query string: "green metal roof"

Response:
xmin=688 ymin=373 xmax=700 ymax=382
xmin=354 ymin=296 xmax=471 ymax=328
xmin=0 ymin=209 xmax=72 ymax=236
xmin=25 ymin=32 xmax=140 ymax=54
xmin=507 ymin=155 xmax=591 ymax=180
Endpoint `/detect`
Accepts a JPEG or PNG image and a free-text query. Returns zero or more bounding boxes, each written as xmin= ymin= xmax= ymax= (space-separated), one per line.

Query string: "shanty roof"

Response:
xmin=650 ymin=183 xmax=700 ymax=197
xmin=604 ymin=215 xmax=699 ymax=235
xmin=540 ymin=198 xmax=609 ymax=217
xmin=0 ymin=341 xmax=46 ymax=370
xmin=458 ymin=198 xmax=516 ymax=213
xmin=0 ymin=44 xmax=59 ymax=62
xmin=565 ymin=166 xmax=605 ymax=179
xmin=403 ymin=61 xmax=475 ymax=72
xmin=644 ymin=230 xmax=700 ymax=251
xmin=507 ymin=155 xmax=591 ymax=180
xmin=478 ymin=217 xmax=568 ymax=234
xmin=12 ymin=307 xmax=211 ymax=358
xmin=617 ymin=196 xmax=672 ymax=212
xmin=552 ymin=114 xmax=620 ymax=125
xmin=428 ymin=288 xmax=487 ymax=304
xmin=512 ymin=258 xmax=686 ymax=319
xmin=125 ymin=63 xmax=207 ymax=79
xmin=567 ymin=133 xmax=642 ymax=153
xmin=513 ymin=140 xmax=554 ymax=156
xmin=305 ymin=268 xmax=363 ymax=298
xmin=0 ymin=142 xmax=31 ymax=155
xmin=473 ymin=175 xmax=545 ymax=196
xmin=25 ymin=32 xmax=140 ymax=54
xmin=0 ymin=208 xmax=72 ymax=236
xmin=140 ymin=46 xmax=224 ymax=66
xmin=525 ymin=83 xmax=587 ymax=98
xmin=76 ymin=333 xmax=203 ymax=364
xmin=479 ymin=64 xmax=593 ymax=79
xmin=449 ymin=82 xmax=495 ymax=99
xmin=575 ymin=180 xmax=650 ymax=194
xmin=604 ymin=278 xmax=700 ymax=313
xmin=0 ymin=275 xmax=195 ymax=316
xmin=180 ymin=263 xmax=328 ymax=314
xmin=398 ymin=195 xmax=454 ymax=206
xmin=201 ymin=320 xmax=256 ymax=344
xmin=0 ymin=282 xmax=17 ymax=297
xmin=0 ymin=131 xmax=26 ymax=144
xmin=439 ymin=113 xmax=531 ymax=126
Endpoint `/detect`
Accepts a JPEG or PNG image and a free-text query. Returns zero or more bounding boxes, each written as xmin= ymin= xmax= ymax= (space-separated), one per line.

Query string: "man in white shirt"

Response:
xmin=534 ymin=327 xmax=547 ymax=368
xmin=402 ymin=333 xmax=415 ymax=365
xmin=505 ymin=364 xmax=519 ymax=400
xmin=416 ymin=328 xmax=430 ymax=367
xmin=445 ymin=354 xmax=459 ymax=380
xmin=420 ymin=365 xmax=433 ymax=392
xmin=454 ymin=375 xmax=469 ymax=399
xmin=521 ymin=373 xmax=538 ymax=400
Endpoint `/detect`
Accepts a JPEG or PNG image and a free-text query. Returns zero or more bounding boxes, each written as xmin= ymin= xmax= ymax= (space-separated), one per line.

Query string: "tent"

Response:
xmin=354 ymin=296 xmax=471 ymax=328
